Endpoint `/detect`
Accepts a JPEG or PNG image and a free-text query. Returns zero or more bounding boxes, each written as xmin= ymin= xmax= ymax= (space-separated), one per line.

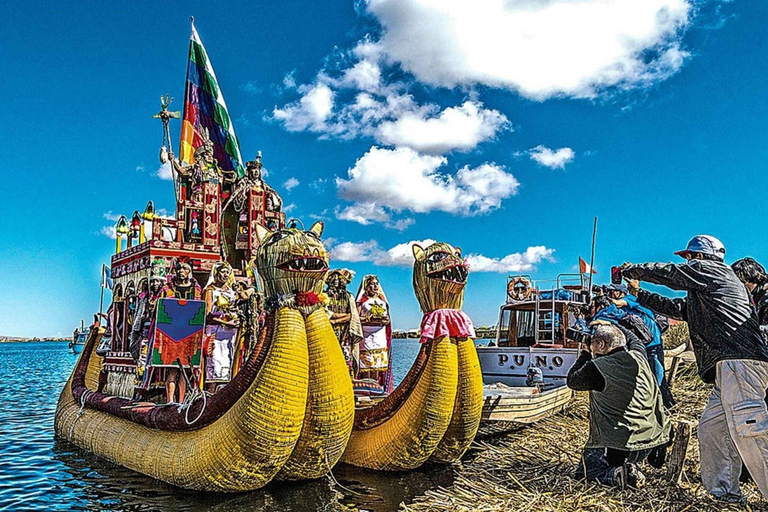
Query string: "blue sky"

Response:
xmin=1 ymin=0 xmax=766 ymax=337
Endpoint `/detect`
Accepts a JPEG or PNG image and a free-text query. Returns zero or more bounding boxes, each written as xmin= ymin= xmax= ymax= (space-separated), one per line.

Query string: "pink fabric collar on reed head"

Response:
xmin=419 ymin=309 xmax=476 ymax=343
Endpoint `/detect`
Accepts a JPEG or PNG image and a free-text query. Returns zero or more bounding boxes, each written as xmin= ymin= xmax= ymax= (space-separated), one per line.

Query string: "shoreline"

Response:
xmin=0 ymin=338 xmax=70 ymax=343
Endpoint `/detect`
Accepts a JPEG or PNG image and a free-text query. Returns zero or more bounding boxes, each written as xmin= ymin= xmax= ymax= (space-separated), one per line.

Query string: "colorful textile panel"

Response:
xmin=179 ymin=23 xmax=244 ymax=178
xmin=150 ymin=298 xmax=205 ymax=368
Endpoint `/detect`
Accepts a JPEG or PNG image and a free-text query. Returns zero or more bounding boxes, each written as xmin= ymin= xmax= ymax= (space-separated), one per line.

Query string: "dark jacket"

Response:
xmin=623 ymin=260 xmax=768 ymax=383
xmin=752 ymin=284 xmax=768 ymax=339
xmin=567 ymin=325 xmax=670 ymax=451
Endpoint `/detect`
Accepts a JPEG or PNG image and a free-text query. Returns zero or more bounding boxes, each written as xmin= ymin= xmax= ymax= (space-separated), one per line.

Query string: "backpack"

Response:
xmin=618 ymin=313 xmax=654 ymax=345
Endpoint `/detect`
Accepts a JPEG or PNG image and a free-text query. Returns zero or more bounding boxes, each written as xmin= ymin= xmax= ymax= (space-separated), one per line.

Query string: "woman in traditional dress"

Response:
xmin=355 ymin=275 xmax=393 ymax=393
xmin=202 ymin=261 xmax=240 ymax=392
xmin=326 ymin=269 xmax=363 ymax=376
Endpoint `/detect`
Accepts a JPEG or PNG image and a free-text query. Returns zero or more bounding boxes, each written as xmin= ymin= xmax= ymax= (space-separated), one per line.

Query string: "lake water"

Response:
xmin=0 ymin=339 xmax=487 ymax=511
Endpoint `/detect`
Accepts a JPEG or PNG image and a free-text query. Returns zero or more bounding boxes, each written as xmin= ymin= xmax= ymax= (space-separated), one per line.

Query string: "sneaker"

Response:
xmin=712 ymin=493 xmax=746 ymax=505
xmin=613 ymin=465 xmax=627 ymax=490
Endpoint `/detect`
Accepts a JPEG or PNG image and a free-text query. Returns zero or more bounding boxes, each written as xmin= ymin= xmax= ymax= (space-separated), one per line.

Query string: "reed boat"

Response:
xmin=341 ymin=242 xmax=484 ymax=470
xmin=54 ymin=21 xmax=354 ymax=491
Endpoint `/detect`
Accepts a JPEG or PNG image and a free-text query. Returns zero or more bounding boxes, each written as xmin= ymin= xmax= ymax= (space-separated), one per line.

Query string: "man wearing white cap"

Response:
xmin=620 ymin=235 xmax=768 ymax=503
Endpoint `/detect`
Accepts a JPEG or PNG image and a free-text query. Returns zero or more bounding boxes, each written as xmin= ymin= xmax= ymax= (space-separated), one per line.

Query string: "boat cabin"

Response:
xmin=495 ymin=273 xmax=591 ymax=350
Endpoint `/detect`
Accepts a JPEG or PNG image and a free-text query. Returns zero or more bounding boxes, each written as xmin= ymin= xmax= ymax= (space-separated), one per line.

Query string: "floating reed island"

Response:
xmin=400 ymin=344 xmax=766 ymax=511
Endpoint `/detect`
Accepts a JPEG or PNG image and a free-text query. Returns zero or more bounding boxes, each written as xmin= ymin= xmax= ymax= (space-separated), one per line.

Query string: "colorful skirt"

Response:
xmin=360 ymin=325 xmax=389 ymax=371
xmin=203 ymin=324 xmax=237 ymax=383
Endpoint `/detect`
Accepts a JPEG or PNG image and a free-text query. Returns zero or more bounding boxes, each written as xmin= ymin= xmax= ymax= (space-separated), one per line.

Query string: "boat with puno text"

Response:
xmin=477 ymin=273 xmax=587 ymax=425
xmin=55 ymin=20 xmax=485 ymax=491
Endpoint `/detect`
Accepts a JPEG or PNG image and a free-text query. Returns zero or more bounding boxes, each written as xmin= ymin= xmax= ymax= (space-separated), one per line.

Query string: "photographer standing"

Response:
xmin=620 ymin=235 xmax=768 ymax=502
xmin=567 ymin=324 xmax=670 ymax=489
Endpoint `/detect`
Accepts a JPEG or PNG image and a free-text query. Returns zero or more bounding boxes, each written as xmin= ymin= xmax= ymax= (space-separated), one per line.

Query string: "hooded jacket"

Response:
xmin=623 ymin=260 xmax=768 ymax=383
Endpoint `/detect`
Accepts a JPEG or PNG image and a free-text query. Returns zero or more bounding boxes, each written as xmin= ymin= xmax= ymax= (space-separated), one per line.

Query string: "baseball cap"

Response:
xmin=675 ymin=235 xmax=726 ymax=260
xmin=606 ymin=283 xmax=628 ymax=294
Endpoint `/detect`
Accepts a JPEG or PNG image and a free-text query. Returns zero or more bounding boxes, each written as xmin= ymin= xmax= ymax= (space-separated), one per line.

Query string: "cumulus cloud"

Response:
xmin=376 ymin=101 xmax=509 ymax=154
xmin=283 ymin=177 xmax=300 ymax=191
xmin=466 ymin=246 xmax=555 ymax=273
xmin=336 ymin=147 xmax=519 ymax=226
xmin=330 ymin=239 xmax=437 ymax=266
xmin=331 ymin=239 xmax=554 ymax=272
xmin=528 ymin=146 xmax=576 ymax=169
xmin=156 ymin=161 xmax=173 ymax=180
xmin=367 ymin=0 xmax=691 ymax=100
xmin=99 ymin=226 xmax=117 ymax=240
xmin=334 ymin=202 xmax=414 ymax=231
xmin=273 ymin=82 xmax=335 ymax=132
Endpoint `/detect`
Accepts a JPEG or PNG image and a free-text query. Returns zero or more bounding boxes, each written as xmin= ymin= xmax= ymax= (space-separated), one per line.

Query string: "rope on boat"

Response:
xmin=179 ymin=388 xmax=208 ymax=425
xmin=68 ymin=390 xmax=92 ymax=441
xmin=324 ymin=452 xmax=363 ymax=497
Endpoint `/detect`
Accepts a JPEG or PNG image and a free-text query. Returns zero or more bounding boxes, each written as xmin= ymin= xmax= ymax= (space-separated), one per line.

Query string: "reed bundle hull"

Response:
xmin=276 ymin=308 xmax=355 ymax=480
xmin=341 ymin=336 xmax=458 ymax=470
xmin=431 ymin=337 xmax=484 ymax=463
xmin=54 ymin=308 xmax=311 ymax=492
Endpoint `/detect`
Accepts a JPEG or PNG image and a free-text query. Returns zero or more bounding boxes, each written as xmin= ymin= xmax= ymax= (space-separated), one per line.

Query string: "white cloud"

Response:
xmin=341 ymin=60 xmax=382 ymax=91
xmin=367 ymin=0 xmax=691 ymax=100
xmin=99 ymin=226 xmax=117 ymax=240
xmin=331 ymin=239 xmax=554 ymax=272
xmin=283 ymin=177 xmax=300 ymax=191
xmin=283 ymin=71 xmax=297 ymax=89
xmin=336 ymin=147 xmax=519 ymax=224
xmin=334 ymin=202 xmax=414 ymax=231
xmin=466 ymin=246 xmax=555 ymax=273
xmin=103 ymin=211 xmax=122 ymax=222
xmin=330 ymin=239 xmax=437 ymax=266
xmin=156 ymin=161 xmax=173 ymax=180
xmin=528 ymin=146 xmax=576 ymax=169
xmin=273 ymin=82 xmax=335 ymax=132
xmin=136 ymin=164 xmax=145 ymax=173
xmin=283 ymin=203 xmax=296 ymax=213
xmin=376 ymin=101 xmax=508 ymax=154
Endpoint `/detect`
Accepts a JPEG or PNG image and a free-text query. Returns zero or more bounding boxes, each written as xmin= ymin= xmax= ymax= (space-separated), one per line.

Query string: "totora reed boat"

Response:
xmin=341 ymin=242 xmax=484 ymax=470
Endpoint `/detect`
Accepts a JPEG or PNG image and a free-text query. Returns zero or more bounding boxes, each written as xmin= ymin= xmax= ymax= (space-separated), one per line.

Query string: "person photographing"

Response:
xmin=567 ymin=323 xmax=670 ymax=489
xmin=618 ymin=235 xmax=768 ymax=503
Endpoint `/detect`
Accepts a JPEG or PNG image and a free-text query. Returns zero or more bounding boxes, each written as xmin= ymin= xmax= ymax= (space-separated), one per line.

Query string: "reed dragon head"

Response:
xmin=255 ymin=221 xmax=329 ymax=298
xmin=412 ymin=242 xmax=468 ymax=313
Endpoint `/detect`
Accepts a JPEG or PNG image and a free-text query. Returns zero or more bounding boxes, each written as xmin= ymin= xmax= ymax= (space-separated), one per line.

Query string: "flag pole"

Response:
xmin=587 ymin=217 xmax=598 ymax=297
xmin=99 ymin=264 xmax=106 ymax=323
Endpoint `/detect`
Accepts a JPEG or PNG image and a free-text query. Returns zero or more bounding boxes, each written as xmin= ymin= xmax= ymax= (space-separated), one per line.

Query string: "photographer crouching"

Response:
xmin=567 ymin=323 xmax=671 ymax=489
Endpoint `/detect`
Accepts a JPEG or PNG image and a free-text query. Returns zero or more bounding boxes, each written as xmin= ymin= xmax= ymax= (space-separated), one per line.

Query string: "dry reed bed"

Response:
xmin=402 ymin=363 xmax=767 ymax=511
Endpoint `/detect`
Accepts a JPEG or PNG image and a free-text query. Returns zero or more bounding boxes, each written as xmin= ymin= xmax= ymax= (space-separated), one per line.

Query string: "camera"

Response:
xmin=567 ymin=327 xmax=592 ymax=345
xmin=611 ymin=265 xmax=623 ymax=285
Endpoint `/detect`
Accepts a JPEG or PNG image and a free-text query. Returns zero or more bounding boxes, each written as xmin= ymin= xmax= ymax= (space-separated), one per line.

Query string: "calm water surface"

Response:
xmin=0 ymin=340 xmax=478 ymax=511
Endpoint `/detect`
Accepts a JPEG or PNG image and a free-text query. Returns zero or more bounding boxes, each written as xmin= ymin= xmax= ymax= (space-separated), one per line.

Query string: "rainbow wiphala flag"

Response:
xmin=179 ymin=23 xmax=245 ymax=178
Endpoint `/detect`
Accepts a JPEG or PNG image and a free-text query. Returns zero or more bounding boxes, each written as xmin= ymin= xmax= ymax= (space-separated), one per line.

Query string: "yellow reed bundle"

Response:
xmin=340 ymin=336 xmax=458 ymax=470
xmin=430 ymin=336 xmax=484 ymax=462
xmin=412 ymin=242 xmax=466 ymax=313
xmin=277 ymin=307 xmax=355 ymax=480
xmin=54 ymin=306 xmax=310 ymax=492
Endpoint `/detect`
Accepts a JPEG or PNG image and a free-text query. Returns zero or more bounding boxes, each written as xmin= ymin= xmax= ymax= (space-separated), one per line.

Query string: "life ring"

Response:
xmin=507 ymin=277 xmax=532 ymax=301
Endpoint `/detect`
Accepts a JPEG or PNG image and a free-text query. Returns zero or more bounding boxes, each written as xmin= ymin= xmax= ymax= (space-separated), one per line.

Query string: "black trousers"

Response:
xmin=575 ymin=447 xmax=651 ymax=486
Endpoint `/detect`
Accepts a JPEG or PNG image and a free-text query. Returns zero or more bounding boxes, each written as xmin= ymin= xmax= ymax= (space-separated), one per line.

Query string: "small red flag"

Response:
xmin=579 ymin=257 xmax=597 ymax=274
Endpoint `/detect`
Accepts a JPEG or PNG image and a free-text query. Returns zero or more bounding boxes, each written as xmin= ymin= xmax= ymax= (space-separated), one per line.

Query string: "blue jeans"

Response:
xmin=645 ymin=344 xmax=675 ymax=409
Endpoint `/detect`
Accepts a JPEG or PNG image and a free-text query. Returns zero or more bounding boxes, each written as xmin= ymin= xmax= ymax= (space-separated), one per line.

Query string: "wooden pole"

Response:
xmin=666 ymin=420 xmax=693 ymax=483
xmin=587 ymin=217 xmax=598 ymax=294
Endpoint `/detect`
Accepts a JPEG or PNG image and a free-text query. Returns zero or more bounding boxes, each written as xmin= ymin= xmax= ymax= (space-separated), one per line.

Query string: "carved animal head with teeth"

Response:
xmin=255 ymin=221 xmax=330 ymax=297
xmin=412 ymin=242 xmax=468 ymax=313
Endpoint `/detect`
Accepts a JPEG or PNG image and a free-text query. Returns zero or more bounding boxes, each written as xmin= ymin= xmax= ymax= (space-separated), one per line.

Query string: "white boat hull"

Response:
xmin=477 ymin=346 xmax=579 ymax=387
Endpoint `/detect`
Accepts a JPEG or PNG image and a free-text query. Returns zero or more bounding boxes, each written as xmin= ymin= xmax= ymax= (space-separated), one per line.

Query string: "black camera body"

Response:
xmin=567 ymin=327 xmax=592 ymax=345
